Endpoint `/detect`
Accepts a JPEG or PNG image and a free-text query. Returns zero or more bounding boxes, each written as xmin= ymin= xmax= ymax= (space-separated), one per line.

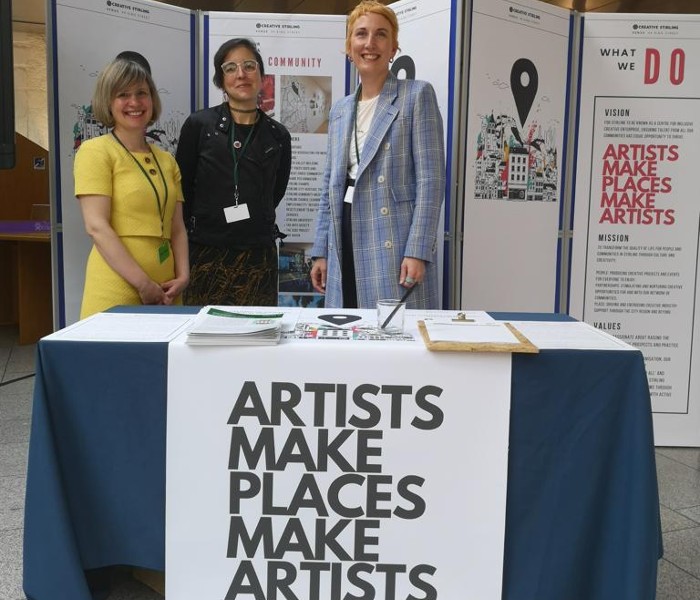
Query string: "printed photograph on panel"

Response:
xmin=280 ymin=75 xmax=332 ymax=134
xmin=278 ymin=244 xmax=315 ymax=293
xmin=259 ymin=74 xmax=276 ymax=117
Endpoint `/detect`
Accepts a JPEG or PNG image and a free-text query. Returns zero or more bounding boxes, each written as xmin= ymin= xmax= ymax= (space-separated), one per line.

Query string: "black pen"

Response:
xmin=380 ymin=284 xmax=416 ymax=330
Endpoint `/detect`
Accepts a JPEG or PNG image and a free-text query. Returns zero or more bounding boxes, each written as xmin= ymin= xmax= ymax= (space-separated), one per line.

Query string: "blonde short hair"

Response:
xmin=345 ymin=0 xmax=399 ymax=55
xmin=91 ymin=58 xmax=161 ymax=127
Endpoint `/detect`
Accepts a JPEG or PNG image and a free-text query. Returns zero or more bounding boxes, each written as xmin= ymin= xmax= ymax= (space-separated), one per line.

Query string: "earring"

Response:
xmin=347 ymin=55 xmax=353 ymax=63
xmin=389 ymin=57 xmax=394 ymax=64
xmin=222 ymin=91 xmax=228 ymax=102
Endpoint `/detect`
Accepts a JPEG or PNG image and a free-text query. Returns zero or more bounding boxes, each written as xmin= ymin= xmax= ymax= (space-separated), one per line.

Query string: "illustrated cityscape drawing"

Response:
xmin=72 ymin=102 xmax=185 ymax=155
xmin=474 ymin=112 xmax=559 ymax=202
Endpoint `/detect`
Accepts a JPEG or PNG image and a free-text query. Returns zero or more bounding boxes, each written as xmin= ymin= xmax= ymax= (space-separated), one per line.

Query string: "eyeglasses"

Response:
xmin=221 ymin=60 xmax=259 ymax=75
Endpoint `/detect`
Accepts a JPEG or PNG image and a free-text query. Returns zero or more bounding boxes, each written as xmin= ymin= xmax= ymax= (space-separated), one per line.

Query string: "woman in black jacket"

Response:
xmin=176 ymin=38 xmax=291 ymax=306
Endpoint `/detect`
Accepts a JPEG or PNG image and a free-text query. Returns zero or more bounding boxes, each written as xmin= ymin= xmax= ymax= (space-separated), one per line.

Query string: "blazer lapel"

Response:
xmin=330 ymin=96 xmax=355 ymax=253
xmin=339 ymin=96 xmax=355 ymax=162
xmin=356 ymin=74 xmax=399 ymax=183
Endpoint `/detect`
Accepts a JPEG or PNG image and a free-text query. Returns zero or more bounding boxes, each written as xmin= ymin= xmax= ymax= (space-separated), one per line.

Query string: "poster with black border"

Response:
xmin=570 ymin=14 xmax=700 ymax=446
xmin=460 ymin=0 xmax=572 ymax=312
xmin=50 ymin=0 xmax=193 ymax=326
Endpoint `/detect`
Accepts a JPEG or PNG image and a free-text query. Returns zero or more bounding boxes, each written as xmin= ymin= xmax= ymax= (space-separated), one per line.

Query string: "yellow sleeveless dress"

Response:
xmin=74 ymin=134 xmax=184 ymax=318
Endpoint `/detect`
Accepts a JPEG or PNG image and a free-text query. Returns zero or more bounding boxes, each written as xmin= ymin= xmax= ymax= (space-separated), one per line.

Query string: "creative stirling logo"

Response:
xmin=105 ymin=0 xmax=151 ymax=20
xmin=508 ymin=5 xmax=541 ymax=22
xmin=256 ymin=21 xmax=302 ymax=34
xmin=631 ymin=22 xmax=679 ymax=36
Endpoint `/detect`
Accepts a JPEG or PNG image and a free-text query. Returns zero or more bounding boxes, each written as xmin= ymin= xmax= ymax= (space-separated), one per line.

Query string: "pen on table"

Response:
xmin=381 ymin=284 xmax=416 ymax=330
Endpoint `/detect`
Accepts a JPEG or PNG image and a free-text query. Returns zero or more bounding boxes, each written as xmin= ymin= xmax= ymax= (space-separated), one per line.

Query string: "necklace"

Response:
xmin=231 ymin=113 xmax=260 ymax=149
xmin=229 ymin=106 xmax=258 ymax=114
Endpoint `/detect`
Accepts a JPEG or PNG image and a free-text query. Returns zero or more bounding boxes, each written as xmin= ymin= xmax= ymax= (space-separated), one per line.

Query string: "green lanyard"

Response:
xmin=228 ymin=119 xmax=256 ymax=206
xmin=111 ymin=131 xmax=168 ymax=236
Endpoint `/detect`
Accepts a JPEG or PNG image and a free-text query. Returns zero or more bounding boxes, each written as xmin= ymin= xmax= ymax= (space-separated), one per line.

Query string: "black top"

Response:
xmin=176 ymin=103 xmax=292 ymax=249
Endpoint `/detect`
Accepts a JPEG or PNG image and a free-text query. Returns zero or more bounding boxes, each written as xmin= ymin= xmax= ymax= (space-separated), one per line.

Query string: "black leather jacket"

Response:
xmin=175 ymin=102 xmax=291 ymax=248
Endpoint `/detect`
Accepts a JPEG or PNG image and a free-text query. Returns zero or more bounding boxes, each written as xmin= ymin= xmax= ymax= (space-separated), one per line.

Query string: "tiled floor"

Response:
xmin=1 ymin=324 xmax=699 ymax=599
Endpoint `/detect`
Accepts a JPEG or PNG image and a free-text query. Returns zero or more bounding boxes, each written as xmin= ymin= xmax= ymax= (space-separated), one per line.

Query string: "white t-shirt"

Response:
xmin=348 ymin=95 xmax=379 ymax=181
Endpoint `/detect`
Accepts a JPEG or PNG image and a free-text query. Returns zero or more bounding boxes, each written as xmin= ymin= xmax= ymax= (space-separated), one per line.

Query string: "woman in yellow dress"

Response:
xmin=74 ymin=57 xmax=189 ymax=318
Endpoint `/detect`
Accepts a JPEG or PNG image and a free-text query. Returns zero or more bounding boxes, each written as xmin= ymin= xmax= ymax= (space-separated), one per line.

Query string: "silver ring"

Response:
xmin=405 ymin=276 xmax=415 ymax=284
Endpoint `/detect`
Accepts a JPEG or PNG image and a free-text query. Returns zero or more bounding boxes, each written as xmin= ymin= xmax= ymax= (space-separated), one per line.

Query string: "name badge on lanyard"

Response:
xmin=343 ymin=186 xmax=355 ymax=204
xmin=224 ymin=203 xmax=251 ymax=223
xmin=158 ymin=240 xmax=171 ymax=263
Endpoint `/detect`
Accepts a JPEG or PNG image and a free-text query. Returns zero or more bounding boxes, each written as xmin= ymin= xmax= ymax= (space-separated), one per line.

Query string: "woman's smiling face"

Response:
xmin=348 ymin=12 xmax=397 ymax=79
xmin=222 ymin=46 xmax=262 ymax=107
xmin=110 ymin=81 xmax=153 ymax=133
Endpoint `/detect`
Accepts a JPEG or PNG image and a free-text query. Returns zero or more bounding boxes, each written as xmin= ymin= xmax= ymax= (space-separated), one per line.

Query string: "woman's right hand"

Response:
xmin=310 ymin=258 xmax=327 ymax=294
xmin=79 ymin=194 xmax=168 ymax=305
xmin=137 ymin=278 xmax=168 ymax=305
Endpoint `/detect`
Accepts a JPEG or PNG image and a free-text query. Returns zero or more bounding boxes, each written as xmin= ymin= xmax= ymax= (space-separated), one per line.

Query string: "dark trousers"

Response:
xmin=341 ymin=198 xmax=358 ymax=308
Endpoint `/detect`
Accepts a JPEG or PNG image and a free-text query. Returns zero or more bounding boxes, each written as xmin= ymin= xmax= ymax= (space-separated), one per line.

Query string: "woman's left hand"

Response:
xmin=162 ymin=276 xmax=190 ymax=304
xmin=400 ymin=257 xmax=425 ymax=287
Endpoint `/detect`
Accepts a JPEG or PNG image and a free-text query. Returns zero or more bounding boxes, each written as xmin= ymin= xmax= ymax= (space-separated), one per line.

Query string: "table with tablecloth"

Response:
xmin=22 ymin=308 xmax=662 ymax=600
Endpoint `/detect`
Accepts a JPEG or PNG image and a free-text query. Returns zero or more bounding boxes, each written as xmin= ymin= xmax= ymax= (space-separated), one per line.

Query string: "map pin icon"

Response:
xmin=510 ymin=58 xmax=538 ymax=127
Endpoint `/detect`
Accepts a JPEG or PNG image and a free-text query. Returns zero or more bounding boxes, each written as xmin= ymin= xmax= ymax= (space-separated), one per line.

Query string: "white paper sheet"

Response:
xmin=507 ymin=321 xmax=635 ymax=350
xmin=43 ymin=313 xmax=194 ymax=342
xmin=201 ymin=306 xmax=301 ymax=332
xmin=424 ymin=321 xmax=521 ymax=344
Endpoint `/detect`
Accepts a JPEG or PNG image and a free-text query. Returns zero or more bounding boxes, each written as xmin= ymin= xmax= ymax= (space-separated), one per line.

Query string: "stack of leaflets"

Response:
xmin=186 ymin=307 xmax=284 ymax=345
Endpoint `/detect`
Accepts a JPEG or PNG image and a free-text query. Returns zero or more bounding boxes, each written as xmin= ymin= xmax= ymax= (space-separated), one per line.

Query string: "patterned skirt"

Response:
xmin=183 ymin=243 xmax=278 ymax=306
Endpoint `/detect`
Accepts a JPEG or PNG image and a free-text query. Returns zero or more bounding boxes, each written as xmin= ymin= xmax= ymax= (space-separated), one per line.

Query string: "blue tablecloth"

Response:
xmin=23 ymin=309 xmax=662 ymax=600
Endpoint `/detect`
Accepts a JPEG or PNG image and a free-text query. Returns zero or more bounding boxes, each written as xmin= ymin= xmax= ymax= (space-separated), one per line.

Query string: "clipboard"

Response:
xmin=417 ymin=320 xmax=539 ymax=353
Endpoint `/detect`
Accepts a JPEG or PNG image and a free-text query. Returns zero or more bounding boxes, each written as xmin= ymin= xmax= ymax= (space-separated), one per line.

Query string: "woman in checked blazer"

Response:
xmin=310 ymin=0 xmax=445 ymax=309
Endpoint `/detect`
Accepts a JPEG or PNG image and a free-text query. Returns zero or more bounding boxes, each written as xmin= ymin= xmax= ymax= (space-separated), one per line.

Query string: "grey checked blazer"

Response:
xmin=311 ymin=72 xmax=446 ymax=309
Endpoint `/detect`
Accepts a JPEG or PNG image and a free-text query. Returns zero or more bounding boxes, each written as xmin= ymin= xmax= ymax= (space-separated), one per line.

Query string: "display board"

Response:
xmin=391 ymin=0 xmax=456 ymax=308
xmin=166 ymin=325 xmax=511 ymax=600
xmin=50 ymin=0 xmax=193 ymax=326
xmin=460 ymin=0 xmax=573 ymax=312
xmin=570 ymin=14 xmax=700 ymax=446
xmin=206 ymin=12 xmax=346 ymax=310
xmin=206 ymin=12 xmax=346 ymax=246
xmin=390 ymin=0 xmax=453 ymax=142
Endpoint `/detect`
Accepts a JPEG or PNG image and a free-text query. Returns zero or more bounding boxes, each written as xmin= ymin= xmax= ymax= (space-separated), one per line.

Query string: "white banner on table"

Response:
xmin=207 ymin=13 xmax=346 ymax=243
xmin=570 ymin=13 xmax=700 ymax=446
xmin=461 ymin=0 xmax=572 ymax=312
xmin=51 ymin=0 xmax=193 ymax=326
xmin=167 ymin=336 xmax=511 ymax=599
